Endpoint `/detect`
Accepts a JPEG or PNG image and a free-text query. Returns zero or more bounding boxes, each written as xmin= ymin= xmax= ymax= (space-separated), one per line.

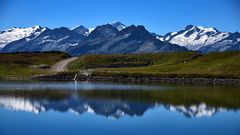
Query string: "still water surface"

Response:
xmin=0 ymin=80 xmax=239 ymax=135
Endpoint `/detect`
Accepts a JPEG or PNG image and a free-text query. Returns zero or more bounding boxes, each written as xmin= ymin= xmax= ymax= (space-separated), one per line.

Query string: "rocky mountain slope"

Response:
xmin=1 ymin=22 xmax=239 ymax=54
xmin=0 ymin=25 xmax=41 ymax=48
xmin=158 ymin=25 xmax=240 ymax=53
xmin=0 ymin=22 xmax=187 ymax=55
xmin=67 ymin=24 xmax=187 ymax=56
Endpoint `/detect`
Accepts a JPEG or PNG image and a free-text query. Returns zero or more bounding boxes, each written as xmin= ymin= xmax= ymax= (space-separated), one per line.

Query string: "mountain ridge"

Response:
xmin=1 ymin=22 xmax=239 ymax=55
xmin=158 ymin=25 xmax=240 ymax=53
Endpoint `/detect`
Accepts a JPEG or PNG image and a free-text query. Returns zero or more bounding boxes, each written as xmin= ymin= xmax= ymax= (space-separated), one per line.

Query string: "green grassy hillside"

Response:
xmin=0 ymin=52 xmax=70 ymax=76
xmin=1 ymin=51 xmax=240 ymax=78
xmin=68 ymin=52 xmax=201 ymax=70
xmin=68 ymin=51 xmax=240 ymax=78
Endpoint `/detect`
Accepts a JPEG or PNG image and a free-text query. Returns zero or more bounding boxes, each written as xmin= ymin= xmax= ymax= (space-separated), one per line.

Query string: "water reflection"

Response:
xmin=0 ymin=91 xmax=156 ymax=118
xmin=0 ymin=81 xmax=239 ymax=118
xmin=165 ymin=104 xmax=225 ymax=118
xmin=0 ymin=81 xmax=167 ymax=91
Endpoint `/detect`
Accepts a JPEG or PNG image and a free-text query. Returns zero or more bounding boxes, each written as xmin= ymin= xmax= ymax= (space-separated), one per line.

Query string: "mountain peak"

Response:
xmin=159 ymin=24 xmax=231 ymax=51
xmin=136 ymin=25 xmax=146 ymax=30
xmin=185 ymin=25 xmax=219 ymax=33
xmin=72 ymin=25 xmax=89 ymax=36
xmin=185 ymin=25 xmax=196 ymax=30
xmin=119 ymin=25 xmax=155 ymax=41
xmin=110 ymin=21 xmax=126 ymax=31
xmin=2 ymin=25 xmax=41 ymax=33
xmin=111 ymin=21 xmax=121 ymax=24
xmin=86 ymin=24 xmax=118 ymax=39
xmin=33 ymin=25 xmax=41 ymax=29
xmin=95 ymin=24 xmax=116 ymax=30
xmin=71 ymin=25 xmax=86 ymax=30
xmin=52 ymin=27 xmax=71 ymax=33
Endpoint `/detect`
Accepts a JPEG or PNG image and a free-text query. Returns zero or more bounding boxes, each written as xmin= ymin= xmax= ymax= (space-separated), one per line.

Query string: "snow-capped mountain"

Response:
xmin=71 ymin=21 xmax=126 ymax=36
xmin=72 ymin=25 xmax=90 ymax=36
xmin=110 ymin=21 xmax=126 ymax=31
xmin=1 ymin=27 xmax=86 ymax=53
xmin=67 ymin=24 xmax=187 ymax=56
xmin=158 ymin=25 xmax=240 ymax=53
xmin=0 ymin=21 xmax=129 ymax=54
xmin=0 ymin=25 xmax=41 ymax=48
xmin=199 ymin=32 xmax=240 ymax=53
xmin=1 ymin=22 xmax=239 ymax=54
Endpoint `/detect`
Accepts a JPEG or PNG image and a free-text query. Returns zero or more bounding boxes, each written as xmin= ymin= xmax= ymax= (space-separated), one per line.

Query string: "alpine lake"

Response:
xmin=0 ymin=80 xmax=239 ymax=135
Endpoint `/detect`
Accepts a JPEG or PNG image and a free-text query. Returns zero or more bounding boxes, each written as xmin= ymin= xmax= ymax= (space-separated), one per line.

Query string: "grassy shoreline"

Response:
xmin=1 ymin=51 xmax=240 ymax=83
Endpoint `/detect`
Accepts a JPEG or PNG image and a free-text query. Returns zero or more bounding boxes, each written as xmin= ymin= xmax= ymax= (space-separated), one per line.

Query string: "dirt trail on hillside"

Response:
xmin=51 ymin=57 xmax=78 ymax=72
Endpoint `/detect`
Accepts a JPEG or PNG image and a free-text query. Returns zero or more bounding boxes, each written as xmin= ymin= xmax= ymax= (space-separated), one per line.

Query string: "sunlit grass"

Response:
xmin=0 ymin=52 xmax=70 ymax=77
xmin=69 ymin=51 xmax=240 ymax=78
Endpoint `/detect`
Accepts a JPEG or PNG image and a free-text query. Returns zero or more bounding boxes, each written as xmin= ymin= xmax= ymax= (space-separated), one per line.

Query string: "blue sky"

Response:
xmin=0 ymin=0 xmax=239 ymax=35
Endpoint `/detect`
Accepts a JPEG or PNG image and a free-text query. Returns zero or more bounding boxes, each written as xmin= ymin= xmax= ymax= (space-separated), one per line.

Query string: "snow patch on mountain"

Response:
xmin=110 ymin=21 xmax=126 ymax=31
xmin=160 ymin=25 xmax=232 ymax=51
xmin=0 ymin=26 xmax=41 ymax=48
xmin=88 ymin=28 xmax=95 ymax=34
xmin=72 ymin=25 xmax=90 ymax=36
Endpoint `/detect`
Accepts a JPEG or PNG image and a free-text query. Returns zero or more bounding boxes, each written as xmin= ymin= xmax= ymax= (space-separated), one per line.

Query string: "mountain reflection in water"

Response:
xmin=0 ymin=82 xmax=239 ymax=118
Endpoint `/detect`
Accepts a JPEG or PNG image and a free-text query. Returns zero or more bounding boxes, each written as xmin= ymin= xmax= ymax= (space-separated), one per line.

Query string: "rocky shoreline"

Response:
xmin=1 ymin=72 xmax=240 ymax=85
xmin=31 ymin=73 xmax=240 ymax=86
